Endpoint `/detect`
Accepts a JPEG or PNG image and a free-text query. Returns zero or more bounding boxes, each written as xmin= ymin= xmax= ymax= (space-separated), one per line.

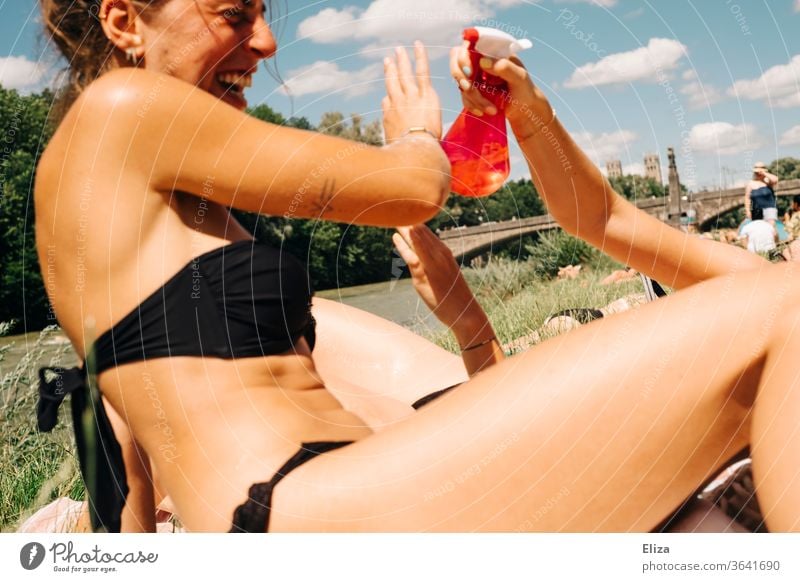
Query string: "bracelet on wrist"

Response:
xmin=515 ymin=106 xmax=557 ymax=144
xmin=399 ymin=127 xmax=440 ymax=141
xmin=460 ymin=336 xmax=497 ymax=352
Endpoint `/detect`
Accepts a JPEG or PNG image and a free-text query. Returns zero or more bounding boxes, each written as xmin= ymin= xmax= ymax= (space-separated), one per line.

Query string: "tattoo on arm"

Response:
xmin=311 ymin=179 xmax=336 ymax=217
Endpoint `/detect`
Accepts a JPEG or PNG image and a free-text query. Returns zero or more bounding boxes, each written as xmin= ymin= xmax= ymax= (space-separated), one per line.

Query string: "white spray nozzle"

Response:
xmin=472 ymin=26 xmax=533 ymax=59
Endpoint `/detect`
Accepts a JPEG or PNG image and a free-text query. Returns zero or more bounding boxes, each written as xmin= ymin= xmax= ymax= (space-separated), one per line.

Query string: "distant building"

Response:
xmin=606 ymin=159 xmax=623 ymax=179
xmin=644 ymin=153 xmax=663 ymax=184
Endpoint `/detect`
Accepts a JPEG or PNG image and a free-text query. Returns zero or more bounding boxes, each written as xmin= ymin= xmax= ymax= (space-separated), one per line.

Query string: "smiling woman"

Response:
xmin=33 ymin=0 xmax=800 ymax=536
xmin=41 ymin=0 xmax=279 ymax=112
xmin=34 ymin=0 xmax=450 ymax=533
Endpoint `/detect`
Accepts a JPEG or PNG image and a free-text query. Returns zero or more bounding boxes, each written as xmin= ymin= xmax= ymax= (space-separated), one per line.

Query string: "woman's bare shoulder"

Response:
xmin=68 ymin=69 xmax=201 ymax=123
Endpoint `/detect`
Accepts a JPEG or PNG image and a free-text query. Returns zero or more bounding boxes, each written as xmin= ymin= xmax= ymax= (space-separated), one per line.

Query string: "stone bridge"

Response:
xmin=439 ymin=179 xmax=800 ymax=262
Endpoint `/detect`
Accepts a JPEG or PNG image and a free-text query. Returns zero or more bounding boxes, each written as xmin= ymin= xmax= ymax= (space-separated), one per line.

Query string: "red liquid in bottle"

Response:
xmin=441 ymin=31 xmax=511 ymax=197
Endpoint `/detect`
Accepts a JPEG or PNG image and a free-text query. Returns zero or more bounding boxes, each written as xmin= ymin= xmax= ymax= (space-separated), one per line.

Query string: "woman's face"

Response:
xmin=139 ymin=0 xmax=276 ymax=109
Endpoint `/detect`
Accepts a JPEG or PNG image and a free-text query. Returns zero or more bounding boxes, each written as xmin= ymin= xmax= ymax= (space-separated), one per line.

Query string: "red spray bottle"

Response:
xmin=441 ymin=27 xmax=532 ymax=197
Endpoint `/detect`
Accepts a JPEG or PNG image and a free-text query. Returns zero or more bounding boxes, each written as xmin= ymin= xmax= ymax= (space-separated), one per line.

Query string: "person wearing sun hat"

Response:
xmin=745 ymin=161 xmax=780 ymax=221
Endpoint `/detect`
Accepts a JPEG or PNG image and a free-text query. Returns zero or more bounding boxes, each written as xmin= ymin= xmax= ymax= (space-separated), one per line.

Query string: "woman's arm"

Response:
xmin=393 ymin=225 xmax=504 ymax=376
xmin=763 ymin=171 xmax=779 ymax=187
xmin=744 ymin=183 xmax=753 ymax=219
xmin=67 ymin=45 xmax=449 ymax=227
xmin=450 ymin=50 xmax=768 ymax=289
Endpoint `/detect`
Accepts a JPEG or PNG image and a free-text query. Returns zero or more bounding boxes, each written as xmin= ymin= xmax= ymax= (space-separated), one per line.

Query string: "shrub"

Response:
xmin=524 ymin=230 xmax=619 ymax=278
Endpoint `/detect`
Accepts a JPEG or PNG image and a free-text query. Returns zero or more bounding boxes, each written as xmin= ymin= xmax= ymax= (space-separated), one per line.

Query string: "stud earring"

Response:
xmin=126 ymin=48 xmax=139 ymax=65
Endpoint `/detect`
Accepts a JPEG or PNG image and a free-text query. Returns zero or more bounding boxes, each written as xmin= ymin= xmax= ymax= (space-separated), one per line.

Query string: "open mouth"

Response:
xmin=216 ymin=71 xmax=253 ymax=98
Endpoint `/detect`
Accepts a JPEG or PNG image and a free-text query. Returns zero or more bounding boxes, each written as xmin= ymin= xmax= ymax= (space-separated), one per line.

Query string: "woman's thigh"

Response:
xmin=273 ymin=263 xmax=799 ymax=532
xmin=312 ymin=297 xmax=468 ymax=407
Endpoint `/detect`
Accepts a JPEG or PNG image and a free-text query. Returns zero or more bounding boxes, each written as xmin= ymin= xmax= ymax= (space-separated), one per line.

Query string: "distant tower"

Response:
xmin=667 ymin=147 xmax=682 ymax=225
xmin=644 ymin=153 xmax=662 ymax=184
xmin=606 ymin=159 xmax=623 ymax=179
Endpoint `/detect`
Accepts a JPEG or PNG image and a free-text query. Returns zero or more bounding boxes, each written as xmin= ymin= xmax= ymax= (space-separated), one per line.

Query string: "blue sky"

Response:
xmin=2 ymin=0 xmax=799 ymax=191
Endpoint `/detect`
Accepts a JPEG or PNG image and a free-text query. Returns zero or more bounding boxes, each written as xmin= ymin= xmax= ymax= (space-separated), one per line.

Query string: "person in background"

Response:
xmin=784 ymin=195 xmax=800 ymax=239
xmin=739 ymin=219 xmax=777 ymax=254
xmin=744 ymin=162 xmax=779 ymax=220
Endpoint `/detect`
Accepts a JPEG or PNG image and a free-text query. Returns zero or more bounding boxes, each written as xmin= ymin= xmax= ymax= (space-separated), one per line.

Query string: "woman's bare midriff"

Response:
xmin=99 ymin=350 xmax=373 ymax=531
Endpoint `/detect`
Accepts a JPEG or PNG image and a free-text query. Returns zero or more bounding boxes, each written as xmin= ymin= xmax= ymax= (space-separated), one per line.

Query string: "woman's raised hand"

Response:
xmin=449 ymin=42 xmax=553 ymax=140
xmin=392 ymin=225 xmax=483 ymax=330
xmin=382 ymin=42 xmax=442 ymax=143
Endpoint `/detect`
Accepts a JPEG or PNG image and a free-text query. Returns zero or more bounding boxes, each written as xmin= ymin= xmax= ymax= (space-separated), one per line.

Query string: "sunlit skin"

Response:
xmin=35 ymin=0 xmax=800 ymax=532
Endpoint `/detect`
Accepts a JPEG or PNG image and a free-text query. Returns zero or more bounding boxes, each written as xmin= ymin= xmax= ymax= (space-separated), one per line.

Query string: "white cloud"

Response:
xmin=296 ymin=0 xmax=530 ymax=48
xmin=281 ymin=61 xmax=383 ymax=97
xmin=563 ymin=38 xmax=687 ymax=89
xmin=780 ymin=125 xmax=800 ymax=146
xmin=0 ymin=56 xmax=48 ymax=90
xmin=687 ymin=122 xmax=763 ymax=155
xmin=296 ymin=7 xmax=360 ymax=44
xmin=728 ymin=55 xmax=800 ymax=109
xmin=680 ymin=69 xmax=723 ymax=110
xmin=573 ymin=129 xmax=637 ymax=166
xmin=795 ymin=0 xmax=800 ymax=12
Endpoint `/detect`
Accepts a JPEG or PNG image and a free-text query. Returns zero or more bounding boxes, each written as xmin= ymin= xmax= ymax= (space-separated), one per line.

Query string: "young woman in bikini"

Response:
xmin=36 ymin=0 xmax=798 ymax=532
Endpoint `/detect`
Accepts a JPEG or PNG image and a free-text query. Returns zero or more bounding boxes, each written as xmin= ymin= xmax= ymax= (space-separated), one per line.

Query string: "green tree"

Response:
xmin=319 ymin=111 xmax=382 ymax=145
xmin=1 ymin=86 xmax=55 ymax=330
xmin=238 ymin=108 xmax=391 ymax=290
xmin=246 ymin=103 xmax=286 ymax=125
xmin=427 ymin=178 xmax=546 ymax=231
xmin=608 ymin=174 xmax=666 ymax=200
xmin=769 ymin=157 xmax=800 ymax=180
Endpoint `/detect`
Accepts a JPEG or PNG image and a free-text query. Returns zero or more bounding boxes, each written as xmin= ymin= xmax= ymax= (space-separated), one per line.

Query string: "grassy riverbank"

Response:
xmin=0 ymin=258 xmax=643 ymax=531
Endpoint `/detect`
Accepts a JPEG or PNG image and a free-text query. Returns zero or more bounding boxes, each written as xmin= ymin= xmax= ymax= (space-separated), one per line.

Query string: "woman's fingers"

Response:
xmin=414 ymin=41 xmax=432 ymax=94
xmin=449 ymin=43 xmax=499 ymax=115
xmin=383 ymin=56 xmax=403 ymax=102
xmin=392 ymin=230 xmax=420 ymax=269
xmin=480 ymin=55 xmax=530 ymax=87
xmin=395 ymin=46 xmax=418 ymax=97
xmin=449 ymin=44 xmax=470 ymax=89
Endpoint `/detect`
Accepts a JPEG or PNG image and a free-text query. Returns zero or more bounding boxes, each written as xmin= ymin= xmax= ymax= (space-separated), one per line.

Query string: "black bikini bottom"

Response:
xmin=229 ymin=384 xmax=754 ymax=533
xmin=229 ymin=385 xmax=462 ymax=532
xmin=229 ymin=441 xmax=354 ymax=532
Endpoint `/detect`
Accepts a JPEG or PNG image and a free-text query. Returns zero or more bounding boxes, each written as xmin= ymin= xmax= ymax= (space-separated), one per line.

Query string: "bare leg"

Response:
xmin=312 ymin=297 xmax=468 ymax=409
xmin=269 ymin=263 xmax=799 ymax=531
xmin=105 ymin=400 xmax=156 ymax=533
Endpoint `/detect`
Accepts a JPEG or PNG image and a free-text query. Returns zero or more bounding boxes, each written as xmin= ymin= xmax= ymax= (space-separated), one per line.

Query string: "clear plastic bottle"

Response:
xmin=441 ymin=27 xmax=532 ymax=197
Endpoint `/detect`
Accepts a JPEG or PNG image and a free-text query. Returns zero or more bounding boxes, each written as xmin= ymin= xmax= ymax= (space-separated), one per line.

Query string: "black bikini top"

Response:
xmin=36 ymin=239 xmax=315 ymax=532
xmin=92 ymin=238 xmax=316 ymax=373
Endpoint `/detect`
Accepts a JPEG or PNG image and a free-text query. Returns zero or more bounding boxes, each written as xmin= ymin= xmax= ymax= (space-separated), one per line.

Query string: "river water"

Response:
xmin=317 ymin=278 xmax=444 ymax=334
